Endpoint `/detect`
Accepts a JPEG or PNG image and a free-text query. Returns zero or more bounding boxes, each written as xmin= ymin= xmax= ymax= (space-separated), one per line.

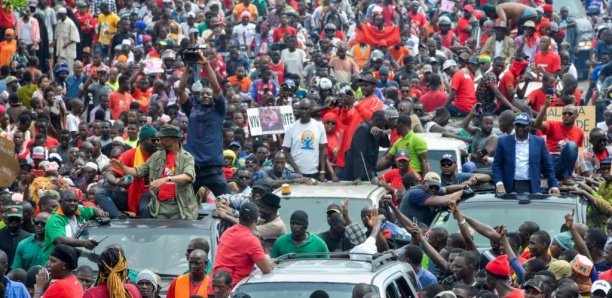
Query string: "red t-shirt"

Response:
xmin=157 ymin=151 xmax=177 ymax=201
xmin=109 ymin=91 xmax=133 ymax=120
xmin=498 ymin=71 xmax=517 ymax=100
xmin=420 ymin=90 xmax=448 ymax=112
xmin=27 ymin=137 xmax=59 ymax=150
xmin=534 ymin=51 xmax=561 ymax=75
xmin=551 ymin=89 xmax=582 ymax=107
xmin=83 ymin=284 xmax=140 ymax=298
xmin=272 ymin=26 xmax=297 ymax=42
xmin=43 ymin=275 xmax=84 ymax=298
xmin=543 ymin=121 xmax=584 ymax=153
xmin=450 ymin=71 xmax=477 ymax=113
xmin=407 ymin=12 xmax=427 ymax=30
xmin=112 ymin=148 xmax=151 ymax=213
xmin=208 ymin=224 xmax=267 ymax=295
xmin=456 ymin=17 xmax=471 ymax=45
xmin=599 ymin=269 xmax=612 ymax=281
xmin=527 ymin=88 xmax=557 ymax=112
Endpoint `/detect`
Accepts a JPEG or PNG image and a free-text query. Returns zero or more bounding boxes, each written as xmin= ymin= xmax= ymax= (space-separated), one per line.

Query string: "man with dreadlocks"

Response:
xmin=83 ymin=245 xmax=140 ymax=298
xmin=168 ymin=248 xmax=209 ymax=298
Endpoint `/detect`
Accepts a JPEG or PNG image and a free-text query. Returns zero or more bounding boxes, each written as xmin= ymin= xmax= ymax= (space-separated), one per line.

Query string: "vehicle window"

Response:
xmin=278 ymin=197 xmax=372 ymax=234
xmin=552 ymin=0 xmax=586 ymax=17
xmin=395 ymin=276 xmax=416 ymax=298
xmin=427 ymin=150 xmax=456 ymax=174
xmin=78 ymin=228 xmax=210 ymax=276
xmin=432 ymin=201 xmax=575 ymax=247
xmin=236 ymin=282 xmax=377 ymax=297
xmin=386 ymin=283 xmax=399 ymax=298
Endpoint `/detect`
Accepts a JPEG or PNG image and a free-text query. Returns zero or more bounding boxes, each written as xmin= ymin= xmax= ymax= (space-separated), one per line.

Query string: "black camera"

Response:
xmin=181 ymin=45 xmax=207 ymax=64
xmin=95 ymin=217 xmax=111 ymax=225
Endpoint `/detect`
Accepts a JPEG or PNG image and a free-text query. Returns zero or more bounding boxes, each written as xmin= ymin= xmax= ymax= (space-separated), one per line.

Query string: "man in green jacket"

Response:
xmin=42 ymin=189 xmax=108 ymax=261
xmin=111 ymin=125 xmax=198 ymax=219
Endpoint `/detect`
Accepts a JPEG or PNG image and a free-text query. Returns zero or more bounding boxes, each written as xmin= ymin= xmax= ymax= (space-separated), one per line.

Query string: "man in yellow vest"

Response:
xmin=167 ymin=249 xmax=209 ymax=298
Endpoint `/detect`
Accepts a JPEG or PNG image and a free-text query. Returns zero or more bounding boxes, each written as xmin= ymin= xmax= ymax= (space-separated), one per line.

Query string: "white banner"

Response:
xmin=247 ymin=106 xmax=295 ymax=136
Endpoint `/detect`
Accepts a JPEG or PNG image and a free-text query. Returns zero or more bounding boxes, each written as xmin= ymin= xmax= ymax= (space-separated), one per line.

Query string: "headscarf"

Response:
xmin=510 ymin=59 xmax=529 ymax=76
xmin=51 ymin=244 xmax=79 ymax=271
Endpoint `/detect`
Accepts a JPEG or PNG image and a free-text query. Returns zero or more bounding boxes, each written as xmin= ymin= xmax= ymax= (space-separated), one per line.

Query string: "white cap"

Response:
xmin=442 ymin=60 xmax=457 ymax=70
xmin=57 ymin=7 xmax=67 ymax=13
xmin=84 ymin=162 xmax=99 ymax=171
xmin=592 ymin=281 xmax=611 ymax=295
xmin=319 ymin=78 xmax=333 ymax=90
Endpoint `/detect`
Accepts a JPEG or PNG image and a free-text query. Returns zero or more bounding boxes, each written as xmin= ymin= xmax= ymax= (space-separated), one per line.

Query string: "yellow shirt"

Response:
xmin=97 ymin=13 xmax=120 ymax=45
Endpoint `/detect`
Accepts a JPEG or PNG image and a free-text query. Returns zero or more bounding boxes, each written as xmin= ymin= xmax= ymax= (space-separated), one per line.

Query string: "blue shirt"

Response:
xmin=3 ymin=276 xmax=30 ymax=298
xmin=417 ymin=268 xmax=438 ymax=289
xmin=441 ymin=173 xmax=474 ymax=187
xmin=182 ymin=95 xmax=226 ymax=166
xmin=65 ymin=74 xmax=84 ymax=100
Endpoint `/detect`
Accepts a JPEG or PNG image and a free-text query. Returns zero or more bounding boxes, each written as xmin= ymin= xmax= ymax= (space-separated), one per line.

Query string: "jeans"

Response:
xmin=448 ymin=104 xmax=469 ymax=117
xmin=553 ymin=141 xmax=579 ymax=181
xmin=95 ymin=188 xmax=151 ymax=218
xmin=193 ymin=165 xmax=230 ymax=197
xmin=96 ymin=44 xmax=110 ymax=60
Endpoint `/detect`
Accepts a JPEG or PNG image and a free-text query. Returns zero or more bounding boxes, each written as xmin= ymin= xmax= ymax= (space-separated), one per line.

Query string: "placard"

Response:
xmin=143 ymin=59 xmax=164 ymax=74
xmin=0 ymin=136 xmax=19 ymax=187
xmin=546 ymin=106 xmax=596 ymax=147
xmin=440 ymin=0 xmax=455 ymax=13
xmin=247 ymin=106 xmax=295 ymax=136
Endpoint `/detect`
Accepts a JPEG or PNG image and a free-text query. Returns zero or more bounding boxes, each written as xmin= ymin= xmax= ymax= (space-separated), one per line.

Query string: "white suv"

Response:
xmin=233 ymin=254 xmax=419 ymax=298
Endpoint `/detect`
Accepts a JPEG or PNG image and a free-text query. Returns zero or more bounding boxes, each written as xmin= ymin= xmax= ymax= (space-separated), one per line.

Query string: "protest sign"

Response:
xmin=0 ymin=136 xmax=19 ymax=187
xmin=143 ymin=59 xmax=164 ymax=74
xmin=247 ymin=106 xmax=295 ymax=136
xmin=546 ymin=106 xmax=596 ymax=147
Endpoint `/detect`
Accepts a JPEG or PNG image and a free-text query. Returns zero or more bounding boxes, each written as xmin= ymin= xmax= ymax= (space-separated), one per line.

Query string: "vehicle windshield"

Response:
xmin=432 ymin=201 xmax=574 ymax=248
xmin=553 ymin=0 xmax=586 ymax=18
xmin=78 ymin=228 xmax=210 ymax=276
xmin=235 ymin=282 xmax=377 ymax=297
xmin=428 ymin=150 xmax=458 ymax=174
xmin=278 ymin=197 xmax=372 ymax=234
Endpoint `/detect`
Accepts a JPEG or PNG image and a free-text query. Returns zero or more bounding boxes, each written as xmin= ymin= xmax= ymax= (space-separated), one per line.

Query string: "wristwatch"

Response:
xmin=167 ymin=177 xmax=172 ymax=183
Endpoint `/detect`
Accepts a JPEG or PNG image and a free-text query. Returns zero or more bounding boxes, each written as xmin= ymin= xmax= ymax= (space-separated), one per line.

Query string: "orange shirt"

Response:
xmin=388 ymin=46 xmax=410 ymax=66
xmin=0 ymin=40 xmax=16 ymax=67
xmin=109 ymin=91 xmax=133 ymax=119
xmin=227 ymin=75 xmax=252 ymax=93
xmin=132 ymin=88 xmax=153 ymax=113
xmin=232 ymin=3 xmax=258 ymax=21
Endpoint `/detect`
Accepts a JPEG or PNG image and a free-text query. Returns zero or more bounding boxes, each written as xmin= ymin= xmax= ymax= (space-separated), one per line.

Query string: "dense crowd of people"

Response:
xmin=0 ymin=0 xmax=610 ymax=295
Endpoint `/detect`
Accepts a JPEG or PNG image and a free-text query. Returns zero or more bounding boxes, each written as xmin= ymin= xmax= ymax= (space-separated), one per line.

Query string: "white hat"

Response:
xmin=319 ymin=78 xmax=333 ymax=90
xmin=57 ymin=7 xmax=67 ymax=13
xmin=592 ymin=281 xmax=611 ymax=295
xmin=112 ymin=136 xmax=124 ymax=144
xmin=442 ymin=60 xmax=457 ymax=70
xmin=84 ymin=162 xmax=99 ymax=172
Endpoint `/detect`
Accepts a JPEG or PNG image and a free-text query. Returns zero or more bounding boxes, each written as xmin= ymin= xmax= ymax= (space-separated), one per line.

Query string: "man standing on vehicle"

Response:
xmin=377 ymin=115 xmax=429 ymax=178
xmin=271 ymin=210 xmax=330 ymax=258
xmin=177 ymin=50 xmax=230 ymax=196
xmin=493 ymin=112 xmax=560 ymax=195
xmin=208 ymin=203 xmax=274 ymax=296
xmin=110 ymin=125 xmax=198 ymax=220
xmin=441 ymin=60 xmax=477 ymax=117
xmin=42 ymin=189 xmax=108 ymax=261
xmin=282 ymin=98 xmax=327 ymax=180
xmin=167 ymin=249 xmax=208 ymax=298
xmin=439 ymin=155 xmax=491 ymax=187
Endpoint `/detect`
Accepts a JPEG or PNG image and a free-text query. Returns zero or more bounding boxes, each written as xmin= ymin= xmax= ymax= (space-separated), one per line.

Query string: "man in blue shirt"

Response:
xmin=65 ymin=61 xmax=85 ymax=103
xmin=0 ymin=249 xmax=29 ymax=298
xmin=439 ymin=154 xmax=491 ymax=187
xmin=177 ymin=50 xmax=230 ymax=196
xmin=400 ymin=245 xmax=438 ymax=289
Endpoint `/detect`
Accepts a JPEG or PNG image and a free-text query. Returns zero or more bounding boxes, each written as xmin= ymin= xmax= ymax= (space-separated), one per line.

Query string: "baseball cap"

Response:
xmin=463 ymin=4 xmax=474 ymax=12
xmin=252 ymin=180 xmax=273 ymax=193
xmin=442 ymin=60 xmax=457 ymax=70
xmin=592 ymin=280 xmax=611 ymax=295
xmin=326 ymin=203 xmax=342 ymax=215
xmin=440 ymin=154 xmax=456 ymax=163
xmin=424 ymin=172 xmax=441 ymax=187
xmin=523 ymin=20 xmax=536 ymax=28
xmin=32 ymin=146 xmax=46 ymax=160
xmin=523 ymin=278 xmax=544 ymax=293
xmin=6 ymin=205 xmax=23 ymax=218
xmin=239 ymin=202 xmax=259 ymax=222
xmin=319 ymin=78 xmax=333 ymax=90
xmin=395 ymin=150 xmax=410 ymax=162
xmin=513 ymin=112 xmax=532 ymax=125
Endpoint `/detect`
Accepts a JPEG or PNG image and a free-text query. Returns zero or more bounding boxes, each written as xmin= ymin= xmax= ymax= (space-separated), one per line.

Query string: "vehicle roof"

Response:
xmin=240 ymin=259 xmax=411 ymax=284
xmin=84 ymin=217 xmax=216 ymax=230
xmin=415 ymin=133 xmax=468 ymax=151
xmin=458 ymin=192 xmax=582 ymax=206
xmin=273 ymin=182 xmax=386 ymax=200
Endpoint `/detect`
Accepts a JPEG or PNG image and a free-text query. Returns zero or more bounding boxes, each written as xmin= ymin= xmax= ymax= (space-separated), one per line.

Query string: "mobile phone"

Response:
xmin=475 ymin=102 xmax=483 ymax=115
xmin=546 ymin=88 xmax=554 ymax=96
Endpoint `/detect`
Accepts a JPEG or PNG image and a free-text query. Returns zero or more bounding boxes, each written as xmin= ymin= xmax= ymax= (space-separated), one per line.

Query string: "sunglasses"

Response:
xmin=237 ymin=176 xmax=250 ymax=180
xmin=325 ymin=121 xmax=336 ymax=125
xmin=441 ymin=162 xmax=453 ymax=168
xmin=429 ymin=186 xmax=440 ymax=192
xmin=562 ymin=112 xmax=574 ymax=116
xmin=34 ymin=220 xmax=46 ymax=226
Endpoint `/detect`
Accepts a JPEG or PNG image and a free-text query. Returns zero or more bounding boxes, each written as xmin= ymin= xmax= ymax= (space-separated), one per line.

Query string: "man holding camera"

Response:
xmin=177 ymin=48 xmax=231 ymax=196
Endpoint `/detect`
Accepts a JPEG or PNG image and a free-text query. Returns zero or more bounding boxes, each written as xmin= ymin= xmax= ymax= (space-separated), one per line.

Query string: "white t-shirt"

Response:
xmin=66 ymin=113 xmax=80 ymax=133
xmin=282 ymin=119 xmax=327 ymax=175
xmin=281 ymin=48 xmax=307 ymax=78
xmin=232 ymin=23 xmax=257 ymax=49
